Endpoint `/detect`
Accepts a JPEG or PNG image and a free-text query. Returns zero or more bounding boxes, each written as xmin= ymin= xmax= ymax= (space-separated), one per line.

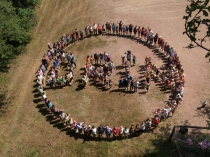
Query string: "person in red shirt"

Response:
xmin=112 ymin=126 xmax=120 ymax=138
xmin=158 ymin=36 xmax=162 ymax=48
xmin=71 ymin=32 xmax=75 ymax=42
xmin=98 ymin=24 xmax=102 ymax=35
xmin=153 ymin=116 xmax=160 ymax=127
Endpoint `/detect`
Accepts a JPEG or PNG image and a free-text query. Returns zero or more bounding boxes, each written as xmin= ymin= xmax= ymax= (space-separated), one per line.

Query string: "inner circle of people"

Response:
xmin=36 ymin=21 xmax=186 ymax=140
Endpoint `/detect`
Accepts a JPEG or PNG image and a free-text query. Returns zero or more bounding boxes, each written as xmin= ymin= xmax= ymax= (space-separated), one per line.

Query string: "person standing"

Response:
xmin=99 ymin=52 xmax=103 ymax=65
xmin=133 ymin=26 xmax=137 ymax=37
xmin=118 ymin=21 xmax=123 ymax=34
xmin=129 ymin=24 xmax=133 ymax=36
xmin=126 ymin=51 xmax=131 ymax=62
xmin=134 ymin=80 xmax=140 ymax=93
xmin=84 ymin=26 xmax=89 ymax=37
xmin=93 ymin=23 xmax=98 ymax=35
xmin=75 ymin=29 xmax=79 ymax=42
xmin=132 ymin=55 xmax=136 ymax=66
xmin=108 ymin=61 xmax=115 ymax=75
xmin=105 ymin=126 xmax=112 ymax=139
xmin=94 ymin=53 xmax=99 ymax=65
xmin=80 ymin=30 xmax=84 ymax=40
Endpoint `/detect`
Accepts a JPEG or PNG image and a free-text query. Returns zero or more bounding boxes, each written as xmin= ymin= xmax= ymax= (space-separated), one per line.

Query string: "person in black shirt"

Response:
xmin=75 ymin=29 xmax=79 ymax=41
xmin=118 ymin=21 xmax=123 ymax=34
xmin=80 ymin=30 xmax=84 ymax=40
xmin=129 ymin=24 xmax=133 ymax=35
xmin=94 ymin=53 xmax=99 ymax=65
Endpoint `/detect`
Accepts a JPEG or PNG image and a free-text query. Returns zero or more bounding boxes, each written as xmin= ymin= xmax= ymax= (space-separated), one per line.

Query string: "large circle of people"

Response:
xmin=36 ymin=21 xmax=185 ymax=139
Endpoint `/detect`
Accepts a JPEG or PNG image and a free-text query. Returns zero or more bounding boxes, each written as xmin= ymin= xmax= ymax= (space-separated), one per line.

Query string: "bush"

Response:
xmin=0 ymin=0 xmax=40 ymax=72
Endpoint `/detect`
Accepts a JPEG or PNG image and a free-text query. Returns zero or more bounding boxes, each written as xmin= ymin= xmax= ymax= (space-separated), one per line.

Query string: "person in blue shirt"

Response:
xmin=97 ymin=125 xmax=105 ymax=137
xmin=119 ymin=79 xmax=124 ymax=89
xmin=105 ymin=126 xmax=112 ymax=139
xmin=47 ymin=100 xmax=53 ymax=109
xmin=53 ymin=61 xmax=58 ymax=68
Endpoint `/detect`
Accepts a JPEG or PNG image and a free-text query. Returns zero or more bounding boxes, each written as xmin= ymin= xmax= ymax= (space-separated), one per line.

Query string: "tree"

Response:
xmin=183 ymin=0 xmax=210 ymax=58
xmin=0 ymin=0 xmax=39 ymax=72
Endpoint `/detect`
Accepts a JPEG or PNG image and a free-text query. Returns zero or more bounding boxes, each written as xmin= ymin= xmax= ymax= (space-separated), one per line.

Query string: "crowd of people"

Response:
xmin=35 ymin=20 xmax=186 ymax=139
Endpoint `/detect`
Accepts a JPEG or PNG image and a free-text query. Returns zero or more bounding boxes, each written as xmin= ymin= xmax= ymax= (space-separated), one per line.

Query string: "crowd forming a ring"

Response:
xmin=36 ymin=21 xmax=186 ymax=139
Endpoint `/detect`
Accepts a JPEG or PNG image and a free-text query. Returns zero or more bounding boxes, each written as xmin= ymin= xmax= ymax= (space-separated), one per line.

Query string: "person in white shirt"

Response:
xmin=92 ymin=126 xmax=97 ymax=137
xmin=42 ymin=92 xmax=47 ymax=100
xmin=89 ymin=26 xmax=93 ymax=35
xmin=119 ymin=126 xmax=124 ymax=137
xmin=64 ymin=114 xmax=70 ymax=126
xmin=93 ymin=23 xmax=98 ymax=35
xmin=37 ymin=78 xmax=42 ymax=85
xmin=67 ymin=71 xmax=73 ymax=85
xmin=134 ymin=80 xmax=140 ymax=92
xmin=124 ymin=127 xmax=129 ymax=138
xmin=147 ymin=28 xmax=153 ymax=44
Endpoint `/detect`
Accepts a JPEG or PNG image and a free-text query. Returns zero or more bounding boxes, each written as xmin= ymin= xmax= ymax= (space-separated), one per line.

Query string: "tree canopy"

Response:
xmin=0 ymin=0 xmax=39 ymax=72
xmin=183 ymin=0 xmax=210 ymax=57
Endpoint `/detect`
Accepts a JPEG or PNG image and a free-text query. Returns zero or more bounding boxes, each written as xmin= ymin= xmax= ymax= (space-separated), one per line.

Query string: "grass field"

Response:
xmin=0 ymin=0 xmax=210 ymax=157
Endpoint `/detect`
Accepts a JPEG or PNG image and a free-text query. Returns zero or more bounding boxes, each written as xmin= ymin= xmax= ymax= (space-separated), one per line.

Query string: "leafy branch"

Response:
xmin=183 ymin=0 xmax=210 ymax=57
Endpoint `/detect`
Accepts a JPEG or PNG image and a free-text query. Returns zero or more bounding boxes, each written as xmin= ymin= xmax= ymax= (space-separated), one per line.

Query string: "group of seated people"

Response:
xmin=35 ymin=20 xmax=187 ymax=140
